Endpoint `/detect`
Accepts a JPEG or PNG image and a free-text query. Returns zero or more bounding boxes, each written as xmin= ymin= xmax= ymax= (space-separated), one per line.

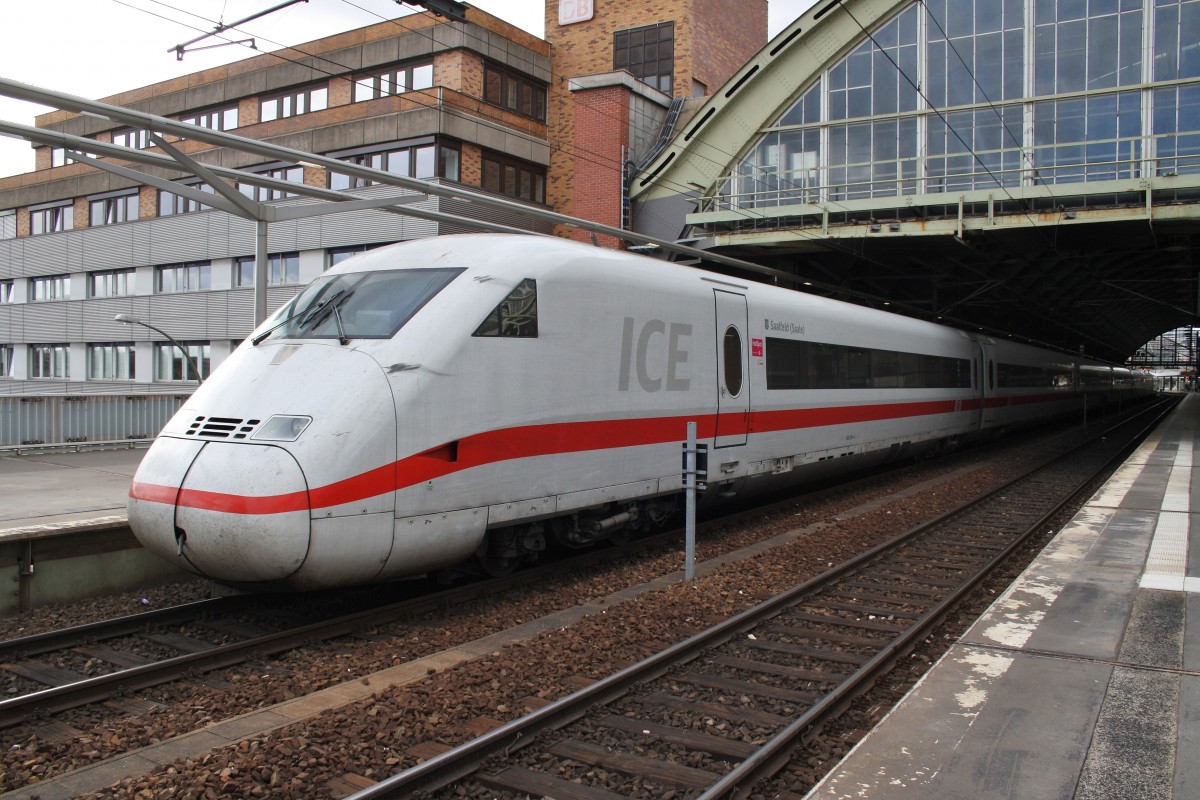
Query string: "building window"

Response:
xmin=328 ymin=245 xmax=365 ymax=268
xmin=614 ymin=21 xmax=674 ymax=94
xmin=329 ymin=139 xmax=456 ymax=189
xmin=159 ymin=181 xmax=216 ymax=216
xmin=0 ymin=209 xmax=14 ymax=240
xmin=0 ymin=345 xmax=11 ymax=378
xmin=239 ymin=164 xmax=304 ymax=201
xmin=112 ymin=128 xmax=152 ymax=150
xmin=260 ymin=84 xmax=328 ymax=122
xmin=353 ymin=61 xmax=434 ymax=102
xmin=30 ymin=275 xmax=70 ymax=302
xmin=234 ymin=252 xmax=300 ymax=287
xmin=89 ymin=190 xmax=140 ymax=226
xmin=30 ymin=201 xmax=74 ymax=235
xmin=326 ymin=243 xmax=391 ymax=269
xmin=0 ymin=280 xmax=12 ymax=304
xmin=50 ymin=147 xmax=71 ymax=168
xmin=156 ymin=261 xmax=211 ymax=293
xmin=90 ymin=268 xmax=135 ymax=298
xmin=483 ymin=64 xmax=547 ymax=120
xmin=155 ymin=341 xmax=210 ymax=382
xmin=440 ymin=144 xmax=461 ymax=182
xmin=30 ymin=344 xmax=70 ymax=379
xmin=481 ymin=152 xmax=546 ymax=203
xmin=88 ymin=342 xmax=136 ymax=380
xmin=180 ymin=104 xmax=238 ymax=131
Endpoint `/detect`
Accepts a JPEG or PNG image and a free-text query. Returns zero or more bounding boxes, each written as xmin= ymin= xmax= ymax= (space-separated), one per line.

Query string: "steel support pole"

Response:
xmin=685 ymin=420 xmax=697 ymax=581
xmin=255 ymin=219 xmax=269 ymax=326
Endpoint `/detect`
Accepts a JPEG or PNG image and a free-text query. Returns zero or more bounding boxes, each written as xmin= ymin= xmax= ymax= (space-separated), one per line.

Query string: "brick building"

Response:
xmin=543 ymin=0 xmax=766 ymax=243
xmin=0 ymin=1 xmax=766 ymax=414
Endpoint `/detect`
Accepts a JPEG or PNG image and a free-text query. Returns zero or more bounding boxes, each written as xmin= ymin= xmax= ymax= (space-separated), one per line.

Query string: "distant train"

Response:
xmin=127 ymin=234 xmax=1152 ymax=590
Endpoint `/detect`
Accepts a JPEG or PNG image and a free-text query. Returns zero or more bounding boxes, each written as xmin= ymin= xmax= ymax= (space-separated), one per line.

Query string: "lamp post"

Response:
xmin=114 ymin=313 xmax=203 ymax=385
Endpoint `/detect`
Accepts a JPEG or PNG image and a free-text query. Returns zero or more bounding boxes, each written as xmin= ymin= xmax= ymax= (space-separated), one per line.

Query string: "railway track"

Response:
xmin=0 ymin=400 xmax=1163 ymax=736
xmin=0 ymin=464 xmax=914 ymax=729
xmin=338 ymin=397 xmax=1176 ymax=800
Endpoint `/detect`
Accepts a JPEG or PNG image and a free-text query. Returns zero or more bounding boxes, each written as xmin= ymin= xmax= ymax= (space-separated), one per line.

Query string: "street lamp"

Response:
xmin=114 ymin=313 xmax=203 ymax=385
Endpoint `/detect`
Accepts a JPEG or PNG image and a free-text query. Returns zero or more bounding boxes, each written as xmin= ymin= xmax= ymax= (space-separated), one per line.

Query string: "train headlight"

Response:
xmin=252 ymin=415 xmax=312 ymax=442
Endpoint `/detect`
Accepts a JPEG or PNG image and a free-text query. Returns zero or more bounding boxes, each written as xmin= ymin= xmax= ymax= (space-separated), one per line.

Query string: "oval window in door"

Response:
xmin=723 ymin=325 xmax=743 ymax=396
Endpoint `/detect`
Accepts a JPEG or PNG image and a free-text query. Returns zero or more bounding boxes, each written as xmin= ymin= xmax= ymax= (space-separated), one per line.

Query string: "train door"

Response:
xmin=973 ymin=340 xmax=987 ymax=431
xmin=714 ymin=290 xmax=749 ymax=448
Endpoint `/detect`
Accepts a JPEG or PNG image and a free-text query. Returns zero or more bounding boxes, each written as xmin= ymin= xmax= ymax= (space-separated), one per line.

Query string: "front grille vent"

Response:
xmin=186 ymin=416 xmax=262 ymax=440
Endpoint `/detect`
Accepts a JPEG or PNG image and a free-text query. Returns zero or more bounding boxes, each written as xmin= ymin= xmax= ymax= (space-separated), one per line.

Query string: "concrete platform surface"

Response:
xmin=0 ymin=448 xmax=145 ymax=531
xmin=806 ymin=394 xmax=1199 ymax=800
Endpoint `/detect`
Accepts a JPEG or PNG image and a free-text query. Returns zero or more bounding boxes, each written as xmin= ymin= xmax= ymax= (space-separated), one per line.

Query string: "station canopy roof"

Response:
xmin=631 ymin=0 xmax=1200 ymax=364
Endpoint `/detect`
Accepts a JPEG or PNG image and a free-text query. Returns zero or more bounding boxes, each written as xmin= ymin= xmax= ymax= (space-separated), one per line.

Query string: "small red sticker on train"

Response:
xmin=752 ymin=338 xmax=764 ymax=357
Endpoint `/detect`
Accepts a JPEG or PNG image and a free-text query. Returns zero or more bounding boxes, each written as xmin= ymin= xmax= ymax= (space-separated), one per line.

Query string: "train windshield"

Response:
xmin=256 ymin=268 xmax=463 ymax=343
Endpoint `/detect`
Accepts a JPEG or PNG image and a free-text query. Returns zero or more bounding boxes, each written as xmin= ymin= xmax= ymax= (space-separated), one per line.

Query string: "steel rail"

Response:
xmin=0 ymin=422 xmax=1003 ymax=725
xmin=343 ymin=396 xmax=1176 ymax=799
xmin=696 ymin=397 xmax=1179 ymax=799
xmin=0 ymin=400 xmax=1166 ymax=732
xmin=0 ymin=595 xmax=254 ymax=660
xmin=0 ymin=470 xmax=863 ymax=728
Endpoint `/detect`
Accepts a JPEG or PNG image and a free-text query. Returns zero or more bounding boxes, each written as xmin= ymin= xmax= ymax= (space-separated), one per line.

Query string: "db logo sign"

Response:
xmin=559 ymin=0 xmax=595 ymax=25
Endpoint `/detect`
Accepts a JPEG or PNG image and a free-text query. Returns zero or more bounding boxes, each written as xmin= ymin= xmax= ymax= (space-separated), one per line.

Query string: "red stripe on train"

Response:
xmin=129 ymin=395 xmax=1068 ymax=515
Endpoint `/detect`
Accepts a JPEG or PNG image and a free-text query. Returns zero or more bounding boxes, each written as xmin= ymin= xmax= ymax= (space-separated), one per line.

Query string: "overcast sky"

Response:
xmin=0 ymin=0 xmax=818 ymax=178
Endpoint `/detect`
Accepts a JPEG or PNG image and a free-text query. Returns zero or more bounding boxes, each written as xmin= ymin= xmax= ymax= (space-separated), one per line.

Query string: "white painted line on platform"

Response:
xmin=1140 ymin=434 xmax=1195 ymax=591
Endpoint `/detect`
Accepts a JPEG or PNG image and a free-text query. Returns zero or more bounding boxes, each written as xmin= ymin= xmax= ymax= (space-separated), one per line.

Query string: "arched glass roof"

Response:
xmin=630 ymin=0 xmax=1200 ymax=363
xmin=717 ymin=0 xmax=1198 ymax=212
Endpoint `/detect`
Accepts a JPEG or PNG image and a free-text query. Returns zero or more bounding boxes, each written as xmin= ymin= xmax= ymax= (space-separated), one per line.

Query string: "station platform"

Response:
xmin=806 ymin=393 xmax=1199 ymax=800
xmin=0 ymin=447 xmax=144 ymax=533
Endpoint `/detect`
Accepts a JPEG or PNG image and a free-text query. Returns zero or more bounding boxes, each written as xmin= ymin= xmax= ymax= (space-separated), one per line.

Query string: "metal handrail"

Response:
xmin=705 ymin=132 xmax=1200 ymax=211
xmin=0 ymin=438 xmax=152 ymax=457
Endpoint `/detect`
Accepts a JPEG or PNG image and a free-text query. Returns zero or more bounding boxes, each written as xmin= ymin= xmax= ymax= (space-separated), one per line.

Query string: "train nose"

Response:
xmin=129 ymin=437 xmax=310 ymax=585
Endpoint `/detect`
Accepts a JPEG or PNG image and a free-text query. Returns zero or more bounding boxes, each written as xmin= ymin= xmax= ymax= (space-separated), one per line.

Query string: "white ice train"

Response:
xmin=127 ymin=234 xmax=1151 ymax=590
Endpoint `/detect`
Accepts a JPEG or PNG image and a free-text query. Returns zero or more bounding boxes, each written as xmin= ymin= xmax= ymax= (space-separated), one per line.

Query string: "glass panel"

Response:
xmin=723 ymin=326 xmax=743 ymax=396
xmin=387 ymin=148 xmax=412 ymax=177
xmin=483 ymin=159 xmax=500 ymax=192
xmin=1182 ymin=1 xmax=1200 ymax=78
xmin=485 ymin=68 xmax=502 ymax=104
xmin=414 ymin=145 xmax=436 ymax=178
xmin=976 ymin=31 xmax=1003 ymax=100
xmin=1155 ymin=6 xmax=1180 ymax=80
xmin=257 ymin=268 xmax=464 ymax=342
xmin=473 ymin=279 xmax=537 ymax=337
xmin=1118 ymin=12 xmax=1143 ymax=84
xmin=1087 ymin=14 xmax=1119 ymax=89
xmin=440 ymin=146 xmax=460 ymax=181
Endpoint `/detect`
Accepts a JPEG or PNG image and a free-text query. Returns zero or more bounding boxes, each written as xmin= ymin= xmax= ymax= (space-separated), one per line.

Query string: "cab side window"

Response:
xmin=473 ymin=279 xmax=538 ymax=338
